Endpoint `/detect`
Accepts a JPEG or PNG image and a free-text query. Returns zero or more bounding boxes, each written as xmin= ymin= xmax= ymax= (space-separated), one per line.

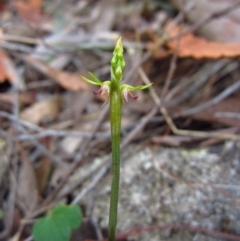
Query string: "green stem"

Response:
xmin=108 ymin=81 xmax=121 ymax=241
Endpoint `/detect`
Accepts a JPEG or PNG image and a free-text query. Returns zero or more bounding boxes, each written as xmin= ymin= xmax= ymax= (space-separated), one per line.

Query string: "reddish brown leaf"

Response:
xmin=28 ymin=0 xmax=42 ymax=8
xmin=165 ymin=22 xmax=240 ymax=59
xmin=21 ymin=55 xmax=88 ymax=91
xmin=13 ymin=0 xmax=50 ymax=29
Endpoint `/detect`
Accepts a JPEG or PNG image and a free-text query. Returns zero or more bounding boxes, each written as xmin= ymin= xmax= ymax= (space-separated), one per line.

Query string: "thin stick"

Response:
xmin=138 ymin=65 xmax=240 ymax=140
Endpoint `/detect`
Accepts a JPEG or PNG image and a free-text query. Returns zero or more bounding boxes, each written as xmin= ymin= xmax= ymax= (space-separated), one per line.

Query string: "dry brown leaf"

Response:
xmin=50 ymin=164 xmax=70 ymax=192
xmin=35 ymin=156 xmax=51 ymax=195
xmin=0 ymin=2 xmax=7 ymax=12
xmin=60 ymin=123 xmax=92 ymax=155
xmin=28 ymin=0 xmax=42 ymax=8
xmin=20 ymin=96 xmax=60 ymax=124
xmin=165 ymin=22 xmax=240 ymax=59
xmin=0 ymin=50 xmax=21 ymax=85
xmin=0 ymin=93 xmax=33 ymax=105
xmin=13 ymin=0 xmax=49 ymax=29
xmin=22 ymin=55 xmax=88 ymax=91
xmin=17 ymin=145 xmax=39 ymax=213
xmin=13 ymin=0 xmax=42 ymax=9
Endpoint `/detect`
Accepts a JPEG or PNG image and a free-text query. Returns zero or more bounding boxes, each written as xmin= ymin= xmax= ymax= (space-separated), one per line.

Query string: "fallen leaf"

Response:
xmin=60 ymin=123 xmax=92 ymax=155
xmin=20 ymin=96 xmax=60 ymax=124
xmin=165 ymin=22 xmax=240 ymax=59
xmin=28 ymin=0 xmax=42 ymax=9
xmin=13 ymin=0 xmax=50 ymax=30
xmin=21 ymin=55 xmax=88 ymax=91
xmin=17 ymin=144 xmax=39 ymax=213
xmin=50 ymin=164 xmax=70 ymax=192
xmin=0 ymin=50 xmax=24 ymax=88
xmin=60 ymin=137 xmax=83 ymax=156
xmin=35 ymin=156 xmax=51 ymax=195
xmin=0 ymin=93 xmax=34 ymax=105
xmin=0 ymin=2 xmax=7 ymax=12
xmin=14 ymin=0 xmax=43 ymax=9
xmin=10 ymin=208 xmax=22 ymax=236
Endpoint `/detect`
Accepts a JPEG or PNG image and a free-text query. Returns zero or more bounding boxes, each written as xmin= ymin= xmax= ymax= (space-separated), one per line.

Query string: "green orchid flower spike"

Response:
xmin=82 ymin=38 xmax=152 ymax=241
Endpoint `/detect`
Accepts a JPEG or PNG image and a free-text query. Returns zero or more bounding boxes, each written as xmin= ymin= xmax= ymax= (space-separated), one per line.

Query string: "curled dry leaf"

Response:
xmin=165 ymin=22 xmax=240 ymax=59
xmin=20 ymin=96 xmax=60 ymax=124
xmin=22 ymin=55 xmax=88 ymax=91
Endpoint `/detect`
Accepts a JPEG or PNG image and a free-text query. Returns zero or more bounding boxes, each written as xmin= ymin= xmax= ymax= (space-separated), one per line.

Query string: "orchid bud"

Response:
xmin=111 ymin=38 xmax=125 ymax=82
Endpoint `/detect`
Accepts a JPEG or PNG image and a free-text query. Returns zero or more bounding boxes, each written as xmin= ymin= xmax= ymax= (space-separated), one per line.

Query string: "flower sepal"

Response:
xmin=120 ymin=83 xmax=152 ymax=102
xmin=81 ymin=71 xmax=103 ymax=86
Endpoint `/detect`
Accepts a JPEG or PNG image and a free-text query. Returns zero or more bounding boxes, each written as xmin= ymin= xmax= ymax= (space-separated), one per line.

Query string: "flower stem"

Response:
xmin=108 ymin=80 xmax=121 ymax=241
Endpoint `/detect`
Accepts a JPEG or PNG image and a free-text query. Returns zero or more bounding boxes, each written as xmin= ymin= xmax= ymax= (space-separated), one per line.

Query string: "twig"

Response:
xmin=160 ymin=0 xmax=184 ymax=98
xmin=179 ymin=80 xmax=240 ymax=116
xmin=0 ymin=111 xmax=66 ymax=167
xmin=72 ymin=160 xmax=111 ymax=204
xmin=11 ymin=129 xmax=110 ymax=141
xmin=214 ymin=112 xmax=240 ymax=120
xmin=0 ymin=42 xmax=33 ymax=53
xmin=138 ymin=63 xmax=240 ymax=140
xmin=43 ymin=103 xmax=110 ymax=205
xmin=1 ymin=34 xmax=40 ymax=45
xmin=0 ymin=111 xmax=109 ymax=140
xmin=167 ymin=60 xmax=230 ymax=107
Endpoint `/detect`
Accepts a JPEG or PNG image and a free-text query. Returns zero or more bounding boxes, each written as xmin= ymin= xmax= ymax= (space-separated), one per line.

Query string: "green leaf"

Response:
xmin=32 ymin=204 xmax=82 ymax=241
